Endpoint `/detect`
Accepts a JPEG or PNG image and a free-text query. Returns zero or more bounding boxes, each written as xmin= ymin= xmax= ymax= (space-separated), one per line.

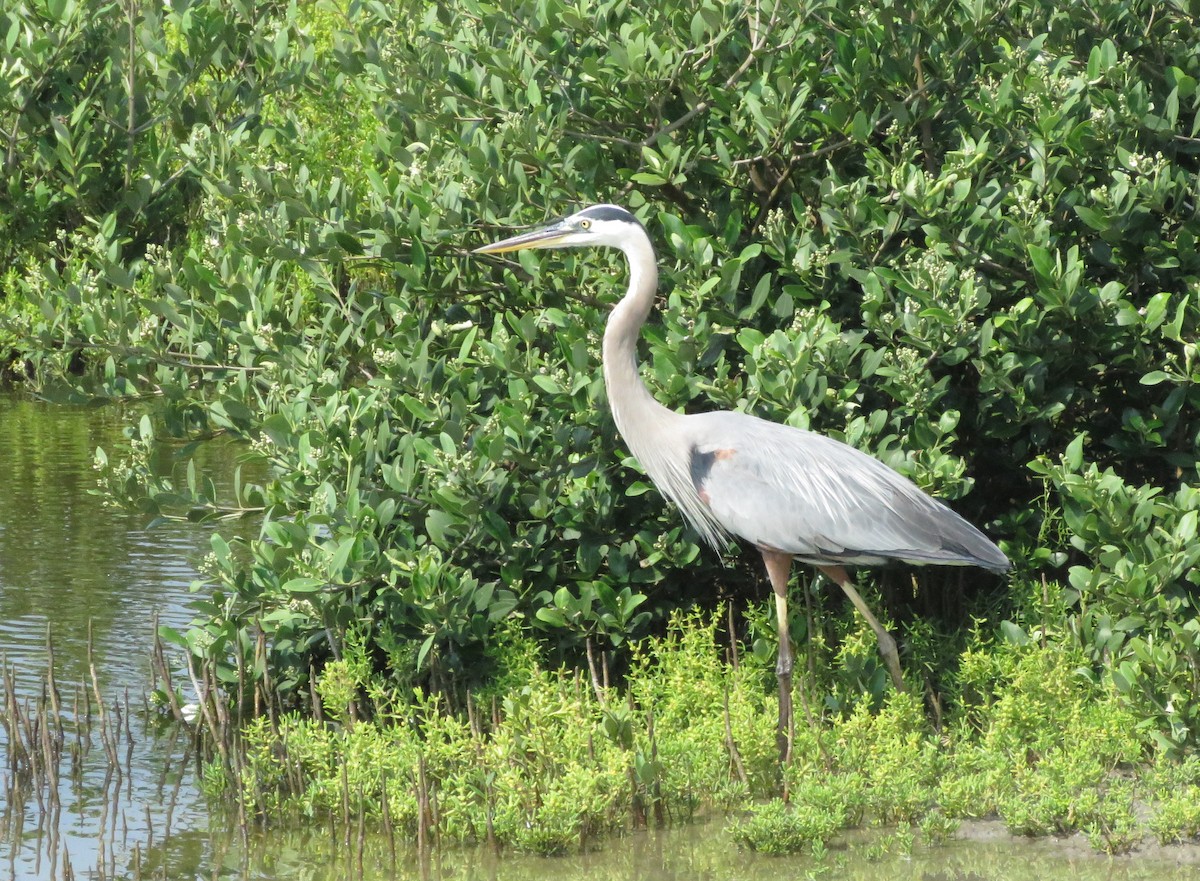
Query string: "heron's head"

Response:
xmin=473 ymin=204 xmax=645 ymax=254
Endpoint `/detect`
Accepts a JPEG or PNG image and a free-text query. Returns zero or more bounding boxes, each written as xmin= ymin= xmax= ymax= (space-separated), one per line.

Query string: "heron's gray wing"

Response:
xmin=684 ymin=412 xmax=1009 ymax=571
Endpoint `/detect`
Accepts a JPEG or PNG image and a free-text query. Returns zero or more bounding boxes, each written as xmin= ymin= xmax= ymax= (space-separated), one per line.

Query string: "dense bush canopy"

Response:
xmin=2 ymin=0 xmax=1199 ymax=749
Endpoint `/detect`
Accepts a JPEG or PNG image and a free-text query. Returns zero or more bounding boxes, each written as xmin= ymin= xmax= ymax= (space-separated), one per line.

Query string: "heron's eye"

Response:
xmin=580 ymin=219 xmax=591 ymax=230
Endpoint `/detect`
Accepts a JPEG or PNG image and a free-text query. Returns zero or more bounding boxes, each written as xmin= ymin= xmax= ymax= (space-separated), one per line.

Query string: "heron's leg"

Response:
xmin=818 ymin=565 xmax=907 ymax=693
xmin=761 ymin=549 xmax=795 ymax=764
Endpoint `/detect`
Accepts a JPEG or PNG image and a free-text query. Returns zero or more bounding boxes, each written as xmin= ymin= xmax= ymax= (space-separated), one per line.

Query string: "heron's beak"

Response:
xmin=473 ymin=220 xmax=571 ymax=254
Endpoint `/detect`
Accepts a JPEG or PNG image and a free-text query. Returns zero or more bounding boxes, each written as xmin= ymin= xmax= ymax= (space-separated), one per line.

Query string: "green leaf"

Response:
xmin=1168 ymin=66 xmax=1198 ymax=99
xmin=531 ymin=374 xmax=560 ymax=394
xmin=283 ymin=577 xmax=326 ymax=595
xmin=740 ymin=273 xmax=772 ymax=319
xmin=333 ymin=231 xmax=364 ymax=255
xmin=416 ymin=635 xmax=435 ymax=669
xmin=1027 ymin=244 xmax=1054 ymax=282
xmin=329 ymin=537 xmax=356 ymax=578
xmin=736 ymin=328 xmax=765 ymax=352
xmin=400 ymin=395 xmax=438 ymax=421
xmin=1177 ymin=510 xmax=1198 ymax=543
xmin=425 ymin=509 xmax=459 ymax=548
xmin=631 ymin=172 xmax=667 ymax=186
xmin=1064 ymin=433 xmax=1086 ymax=470
xmin=1074 ymin=205 xmax=1107 ymax=230
xmin=1086 ymin=39 xmax=1117 ymax=79
xmin=850 ymin=110 xmax=872 ymax=141
xmin=158 ymin=625 xmax=188 ymax=649
xmin=999 ymin=620 xmax=1029 ymax=646
xmin=1143 ymin=292 xmax=1169 ymax=329
xmin=535 ymin=607 xmax=567 ymax=627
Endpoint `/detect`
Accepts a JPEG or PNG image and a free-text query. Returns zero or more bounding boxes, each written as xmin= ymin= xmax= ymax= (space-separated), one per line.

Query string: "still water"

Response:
xmin=0 ymin=389 xmax=1198 ymax=880
xmin=0 ymin=390 xmax=236 ymax=880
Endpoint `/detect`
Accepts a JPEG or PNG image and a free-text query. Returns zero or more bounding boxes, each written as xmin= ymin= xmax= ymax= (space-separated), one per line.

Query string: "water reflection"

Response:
xmin=160 ymin=820 xmax=1200 ymax=881
xmin=0 ymin=393 xmax=244 ymax=688
xmin=0 ymin=390 xmax=253 ymax=880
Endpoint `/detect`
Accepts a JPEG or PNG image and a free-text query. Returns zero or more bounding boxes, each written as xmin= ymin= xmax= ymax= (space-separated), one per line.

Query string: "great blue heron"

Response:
xmin=475 ymin=204 xmax=1009 ymax=756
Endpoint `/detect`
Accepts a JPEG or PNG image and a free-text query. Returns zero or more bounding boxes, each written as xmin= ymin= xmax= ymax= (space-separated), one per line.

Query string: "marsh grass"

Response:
xmin=225 ymin=609 xmax=778 ymax=855
xmin=214 ymin=609 xmax=1199 ymax=858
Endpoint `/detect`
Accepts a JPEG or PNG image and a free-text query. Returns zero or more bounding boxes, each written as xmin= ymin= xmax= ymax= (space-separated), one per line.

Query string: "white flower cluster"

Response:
xmin=1009 ymin=186 xmax=1049 ymax=227
xmin=249 ymin=433 xmax=276 ymax=458
xmin=198 ymin=551 xmax=221 ymax=577
xmin=372 ymin=346 xmax=402 ymax=368
xmin=890 ymin=346 xmax=924 ymax=378
xmin=792 ymin=242 xmax=833 ymax=274
xmin=189 ymin=629 xmax=216 ymax=651
xmin=1125 ymin=151 xmax=1167 ymax=176
xmin=137 ymin=315 xmax=160 ymax=341
xmin=537 ymin=365 xmax=570 ymax=386
xmin=1028 ymin=58 xmax=1079 ymax=102
xmin=789 ymin=306 xmax=820 ymax=333
xmin=901 ymin=248 xmax=966 ymax=291
xmin=761 ymin=207 xmax=787 ymax=241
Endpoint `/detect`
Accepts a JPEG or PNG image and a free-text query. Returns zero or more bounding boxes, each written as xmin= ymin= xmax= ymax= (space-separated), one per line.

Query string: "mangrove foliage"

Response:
xmin=2 ymin=0 xmax=1200 ymax=855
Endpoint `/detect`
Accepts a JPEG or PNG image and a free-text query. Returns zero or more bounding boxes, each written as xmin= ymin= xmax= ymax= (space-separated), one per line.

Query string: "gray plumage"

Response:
xmin=475 ymin=203 xmax=1009 ymax=759
xmin=681 ymin=412 xmax=1008 ymax=570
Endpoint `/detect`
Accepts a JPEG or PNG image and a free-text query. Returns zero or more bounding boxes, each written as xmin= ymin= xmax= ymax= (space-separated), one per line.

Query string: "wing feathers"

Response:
xmin=683 ymin=411 xmax=1008 ymax=571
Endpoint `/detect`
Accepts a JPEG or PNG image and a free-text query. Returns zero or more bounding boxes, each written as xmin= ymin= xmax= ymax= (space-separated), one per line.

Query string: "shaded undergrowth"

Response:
xmin=201 ymin=609 xmax=1200 ymax=858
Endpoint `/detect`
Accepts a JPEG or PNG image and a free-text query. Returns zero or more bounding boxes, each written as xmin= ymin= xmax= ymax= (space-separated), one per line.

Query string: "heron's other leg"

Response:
xmin=818 ymin=565 xmax=907 ymax=693
xmin=761 ymin=549 xmax=795 ymax=763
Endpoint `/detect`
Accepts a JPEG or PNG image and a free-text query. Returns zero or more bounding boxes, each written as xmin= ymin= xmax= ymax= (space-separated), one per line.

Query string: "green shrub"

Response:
xmin=781 ymin=692 xmax=940 ymax=827
xmin=6 ymin=0 xmax=1200 ymax=760
xmin=918 ymin=811 xmax=960 ymax=847
xmin=1149 ymin=786 xmax=1200 ymax=845
xmin=730 ymin=798 xmax=844 ymax=856
xmin=217 ymin=613 xmax=1182 ymax=856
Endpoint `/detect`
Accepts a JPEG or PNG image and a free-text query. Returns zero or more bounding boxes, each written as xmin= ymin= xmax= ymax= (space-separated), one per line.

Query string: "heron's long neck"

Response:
xmin=601 ymin=236 xmax=676 ymax=445
xmin=599 ymin=229 xmax=726 ymax=551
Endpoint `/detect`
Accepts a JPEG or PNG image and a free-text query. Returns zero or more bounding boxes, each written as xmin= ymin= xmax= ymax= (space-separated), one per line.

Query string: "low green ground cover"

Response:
xmin=216 ymin=609 xmax=1199 ymax=857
